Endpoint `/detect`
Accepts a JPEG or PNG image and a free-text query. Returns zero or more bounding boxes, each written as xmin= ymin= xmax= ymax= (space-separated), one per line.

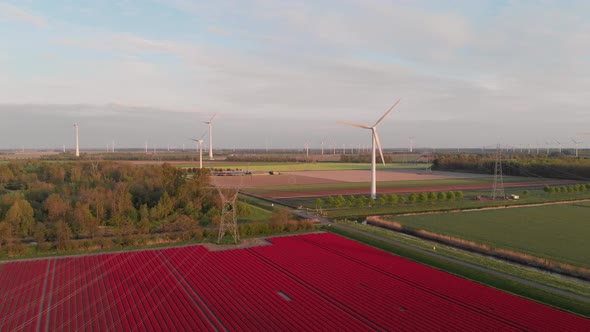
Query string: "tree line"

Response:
xmin=433 ymin=154 xmax=590 ymax=180
xmin=0 ymin=161 xmax=255 ymax=256
xmin=543 ymin=184 xmax=590 ymax=194
xmin=315 ymin=191 xmax=464 ymax=209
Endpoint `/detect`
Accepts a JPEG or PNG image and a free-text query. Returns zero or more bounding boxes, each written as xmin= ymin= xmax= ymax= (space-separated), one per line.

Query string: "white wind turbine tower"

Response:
xmin=555 ymin=139 xmax=562 ymax=154
xmin=74 ymin=123 xmax=80 ymax=157
xmin=339 ymin=99 xmax=400 ymax=198
xmin=191 ymin=132 xmax=207 ymax=169
xmin=571 ymin=138 xmax=583 ymax=158
xmin=408 ymin=137 xmax=414 ymax=153
xmin=204 ymin=114 xmax=217 ymax=160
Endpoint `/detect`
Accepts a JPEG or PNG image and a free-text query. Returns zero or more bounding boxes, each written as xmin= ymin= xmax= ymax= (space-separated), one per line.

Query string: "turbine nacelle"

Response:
xmin=338 ymin=99 xmax=401 ymax=198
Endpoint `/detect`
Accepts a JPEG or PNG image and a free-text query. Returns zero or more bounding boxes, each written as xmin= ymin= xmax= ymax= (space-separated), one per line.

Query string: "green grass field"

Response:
xmin=278 ymin=188 xmax=590 ymax=218
xmin=390 ymin=203 xmax=590 ymax=268
xmin=238 ymin=202 xmax=273 ymax=221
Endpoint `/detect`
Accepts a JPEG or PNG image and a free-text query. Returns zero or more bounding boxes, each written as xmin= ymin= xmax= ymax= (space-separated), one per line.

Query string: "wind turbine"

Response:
xmin=204 ymin=114 xmax=216 ymax=160
xmin=191 ymin=132 xmax=207 ymax=169
xmin=554 ymin=139 xmax=562 ymax=154
xmin=408 ymin=137 xmax=414 ymax=153
xmin=571 ymin=138 xmax=583 ymax=158
xmin=74 ymin=123 xmax=80 ymax=157
xmin=339 ymin=99 xmax=400 ymax=198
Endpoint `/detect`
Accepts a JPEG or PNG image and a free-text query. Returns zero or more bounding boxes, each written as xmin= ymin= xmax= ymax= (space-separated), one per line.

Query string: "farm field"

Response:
xmin=280 ymin=187 xmax=590 ymax=218
xmin=2 ymin=233 xmax=588 ymax=331
xmin=390 ymin=203 xmax=590 ymax=268
xmin=216 ymin=169 xmax=568 ymax=198
xmin=187 ymin=161 xmax=426 ymax=171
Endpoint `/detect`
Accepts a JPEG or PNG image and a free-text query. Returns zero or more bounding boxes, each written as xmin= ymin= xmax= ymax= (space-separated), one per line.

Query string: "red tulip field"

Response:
xmin=1 ymin=233 xmax=588 ymax=331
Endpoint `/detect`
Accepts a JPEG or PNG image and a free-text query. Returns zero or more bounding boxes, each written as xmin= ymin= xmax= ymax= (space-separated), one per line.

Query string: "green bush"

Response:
xmin=418 ymin=192 xmax=428 ymax=202
xmin=390 ymin=194 xmax=399 ymax=205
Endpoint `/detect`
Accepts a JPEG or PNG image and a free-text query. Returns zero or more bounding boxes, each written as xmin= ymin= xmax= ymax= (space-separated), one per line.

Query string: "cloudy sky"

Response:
xmin=1 ymin=0 xmax=589 ymax=150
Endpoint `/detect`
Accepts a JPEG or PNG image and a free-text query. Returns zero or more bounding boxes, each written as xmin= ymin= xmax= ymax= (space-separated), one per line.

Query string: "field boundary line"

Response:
xmin=328 ymin=223 xmax=590 ymax=305
xmin=154 ymin=250 xmax=226 ymax=332
xmin=392 ymin=198 xmax=590 ymax=217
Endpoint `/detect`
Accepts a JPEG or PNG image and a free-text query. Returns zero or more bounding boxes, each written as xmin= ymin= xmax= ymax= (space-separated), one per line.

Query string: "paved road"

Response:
xmin=292 ymin=210 xmax=590 ymax=304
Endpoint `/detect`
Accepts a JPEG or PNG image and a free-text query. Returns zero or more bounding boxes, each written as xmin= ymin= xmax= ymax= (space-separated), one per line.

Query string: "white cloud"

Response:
xmin=0 ymin=2 xmax=46 ymax=27
xmin=2 ymin=1 xmax=590 ymax=148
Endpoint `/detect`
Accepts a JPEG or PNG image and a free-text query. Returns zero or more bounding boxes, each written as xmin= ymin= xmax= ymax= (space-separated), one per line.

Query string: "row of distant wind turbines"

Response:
xmin=190 ymin=114 xmax=216 ymax=169
xmin=72 ymin=101 xmax=396 ymax=199
xmin=72 ymin=105 xmax=587 ymax=200
xmin=72 ymin=114 xmax=217 ymax=168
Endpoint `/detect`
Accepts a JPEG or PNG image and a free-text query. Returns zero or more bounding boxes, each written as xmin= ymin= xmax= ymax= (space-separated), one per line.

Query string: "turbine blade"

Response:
xmin=373 ymin=99 xmax=401 ymax=127
xmin=337 ymin=120 xmax=371 ymax=129
xmin=374 ymin=129 xmax=386 ymax=165
xmin=210 ymin=114 xmax=217 ymax=122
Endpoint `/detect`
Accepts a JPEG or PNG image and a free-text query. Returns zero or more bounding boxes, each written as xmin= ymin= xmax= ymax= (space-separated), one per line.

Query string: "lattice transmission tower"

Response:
xmin=491 ymin=144 xmax=505 ymax=200
xmin=216 ymin=186 xmax=240 ymax=244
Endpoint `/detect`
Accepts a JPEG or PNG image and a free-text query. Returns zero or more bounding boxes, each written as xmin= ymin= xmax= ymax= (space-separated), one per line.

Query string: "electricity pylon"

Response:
xmin=216 ymin=186 xmax=240 ymax=244
xmin=491 ymin=144 xmax=505 ymax=200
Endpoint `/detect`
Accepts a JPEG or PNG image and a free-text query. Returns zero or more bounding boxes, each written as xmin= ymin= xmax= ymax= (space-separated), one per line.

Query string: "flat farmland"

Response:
xmin=127 ymin=161 xmax=424 ymax=171
xmin=390 ymin=203 xmax=590 ymax=268
xmin=213 ymin=168 xmax=564 ymax=198
xmin=1 ymin=233 xmax=588 ymax=331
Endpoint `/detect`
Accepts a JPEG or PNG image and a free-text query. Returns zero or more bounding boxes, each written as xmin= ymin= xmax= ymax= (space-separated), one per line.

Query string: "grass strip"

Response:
xmin=326 ymin=225 xmax=590 ymax=318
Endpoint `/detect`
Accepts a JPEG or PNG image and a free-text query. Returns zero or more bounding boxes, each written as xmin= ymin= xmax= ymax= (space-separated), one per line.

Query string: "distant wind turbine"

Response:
xmin=339 ymin=99 xmax=401 ymax=198
xmin=204 ymin=114 xmax=217 ymax=160
xmin=555 ymin=139 xmax=562 ymax=154
xmin=191 ymin=132 xmax=207 ymax=169
xmin=74 ymin=123 xmax=80 ymax=157
xmin=571 ymin=138 xmax=583 ymax=158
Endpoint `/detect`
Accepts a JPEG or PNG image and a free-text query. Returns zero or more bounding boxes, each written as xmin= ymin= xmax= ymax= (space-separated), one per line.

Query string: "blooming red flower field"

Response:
xmin=1 ymin=233 xmax=588 ymax=331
